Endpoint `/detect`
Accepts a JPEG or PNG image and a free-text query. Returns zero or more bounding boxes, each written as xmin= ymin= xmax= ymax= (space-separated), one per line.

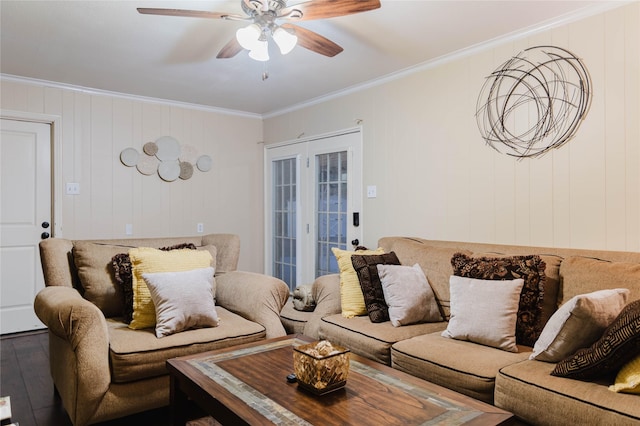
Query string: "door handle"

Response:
xmin=41 ymin=232 xmax=50 ymax=240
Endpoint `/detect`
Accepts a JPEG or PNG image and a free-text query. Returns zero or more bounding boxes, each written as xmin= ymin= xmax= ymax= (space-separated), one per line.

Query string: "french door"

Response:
xmin=265 ymin=129 xmax=362 ymax=292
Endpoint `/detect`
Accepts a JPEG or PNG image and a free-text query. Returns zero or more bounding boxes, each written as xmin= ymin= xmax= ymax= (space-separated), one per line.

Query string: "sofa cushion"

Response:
xmin=378 ymin=263 xmax=441 ymax=326
xmin=128 ymin=247 xmax=213 ymax=330
xmin=73 ymin=242 xmax=128 ymax=317
xmin=451 ymin=252 xmax=546 ymax=347
xmin=552 ymin=299 xmax=640 ymax=380
xmin=392 ymin=332 xmax=532 ymax=404
xmin=496 ymin=360 xmax=640 ymax=425
xmin=530 ymin=288 xmax=630 ymax=362
xmin=143 ymin=267 xmax=219 ymax=338
xmin=319 ymin=314 xmax=446 ymax=365
xmin=442 ymin=276 xmax=524 ymax=352
xmin=351 ymin=251 xmax=401 ymax=322
xmin=560 ymin=256 xmax=640 ymax=303
xmin=108 ymin=307 xmax=265 ymax=383
xmin=331 ymin=247 xmax=384 ymax=318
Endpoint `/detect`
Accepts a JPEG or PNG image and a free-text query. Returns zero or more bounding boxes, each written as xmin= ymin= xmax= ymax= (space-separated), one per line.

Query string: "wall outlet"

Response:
xmin=197 ymin=223 xmax=204 ymax=233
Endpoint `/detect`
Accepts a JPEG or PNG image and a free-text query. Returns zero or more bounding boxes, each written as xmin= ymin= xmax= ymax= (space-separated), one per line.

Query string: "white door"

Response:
xmin=0 ymin=119 xmax=51 ymax=334
xmin=265 ymin=129 xmax=362 ymax=291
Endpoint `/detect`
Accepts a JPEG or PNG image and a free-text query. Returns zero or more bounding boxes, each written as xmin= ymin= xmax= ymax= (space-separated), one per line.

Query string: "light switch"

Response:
xmin=197 ymin=223 xmax=204 ymax=233
xmin=125 ymin=224 xmax=133 ymax=235
xmin=66 ymin=182 xmax=80 ymax=195
xmin=367 ymin=185 xmax=377 ymax=198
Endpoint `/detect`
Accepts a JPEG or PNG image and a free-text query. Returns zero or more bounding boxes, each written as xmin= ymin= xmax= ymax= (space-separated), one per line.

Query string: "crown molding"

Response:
xmin=0 ymin=74 xmax=262 ymax=120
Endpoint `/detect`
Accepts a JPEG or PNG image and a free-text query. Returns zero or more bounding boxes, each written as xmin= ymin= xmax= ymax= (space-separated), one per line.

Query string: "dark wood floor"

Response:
xmin=0 ymin=330 xmax=210 ymax=426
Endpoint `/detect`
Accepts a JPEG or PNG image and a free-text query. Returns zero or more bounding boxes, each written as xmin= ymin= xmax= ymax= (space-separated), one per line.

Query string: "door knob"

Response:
xmin=41 ymin=232 xmax=50 ymax=239
xmin=42 ymin=221 xmax=50 ymax=228
xmin=351 ymin=239 xmax=359 ymax=247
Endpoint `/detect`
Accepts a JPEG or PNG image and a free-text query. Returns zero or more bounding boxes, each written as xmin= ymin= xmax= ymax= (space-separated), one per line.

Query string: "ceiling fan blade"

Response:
xmin=280 ymin=0 xmax=380 ymax=21
xmin=216 ymin=37 xmax=244 ymax=59
xmin=283 ymin=24 xmax=343 ymax=57
xmin=137 ymin=8 xmax=243 ymax=20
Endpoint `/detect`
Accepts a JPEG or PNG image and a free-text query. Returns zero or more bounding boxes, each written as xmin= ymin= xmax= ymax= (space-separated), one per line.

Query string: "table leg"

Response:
xmin=170 ymin=374 xmax=189 ymax=426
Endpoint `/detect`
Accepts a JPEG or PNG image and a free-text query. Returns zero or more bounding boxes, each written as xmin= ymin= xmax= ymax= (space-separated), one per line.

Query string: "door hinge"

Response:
xmin=306 ymin=157 xmax=309 ymax=168
xmin=306 ymin=224 xmax=310 ymax=233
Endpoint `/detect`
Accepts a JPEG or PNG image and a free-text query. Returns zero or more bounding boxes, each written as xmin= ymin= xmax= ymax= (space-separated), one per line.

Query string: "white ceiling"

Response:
xmin=1 ymin=0 xmax=613 ymax=116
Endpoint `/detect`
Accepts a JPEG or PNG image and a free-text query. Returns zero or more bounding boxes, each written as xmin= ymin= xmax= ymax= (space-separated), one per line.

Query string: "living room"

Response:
xmin=1 ymin=0 xmax=639 ymax=425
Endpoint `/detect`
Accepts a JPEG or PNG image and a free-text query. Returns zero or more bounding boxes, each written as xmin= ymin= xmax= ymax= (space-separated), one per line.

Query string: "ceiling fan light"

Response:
xmin=236 ymin=24 xmax=262 ymax=51
xmin=248 ymin=40 xmax=270 ymax=61
xmin=273 ymin=27 xmax=298 ymax=55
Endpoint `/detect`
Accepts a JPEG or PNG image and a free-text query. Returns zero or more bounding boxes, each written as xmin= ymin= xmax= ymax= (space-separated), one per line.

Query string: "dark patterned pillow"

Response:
xmin=451 ymin=252 xmax=546 ymax=347
xmin=551 ymin=299 xmax=640 ymax=380
xmin=112 ymin=243 xmax=197 ymax=323
xmin=351 ymin=252 xmax=401 ymax=323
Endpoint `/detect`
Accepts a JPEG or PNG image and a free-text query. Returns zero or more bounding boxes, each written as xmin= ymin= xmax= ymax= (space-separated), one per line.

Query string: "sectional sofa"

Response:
xmin=280 ymin=237 xmax=640 ymax=425
xmin=35 ymin=234 xmax=289 ymax=426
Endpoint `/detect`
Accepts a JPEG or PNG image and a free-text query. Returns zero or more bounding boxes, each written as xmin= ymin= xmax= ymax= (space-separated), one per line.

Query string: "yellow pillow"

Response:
xmin=609 ymin=354 xmax=640 ymax=394
xmin=128 ymin=247 xmax=213 ymax=330
xmin=332 ymin=247 xmax=384 ymax=318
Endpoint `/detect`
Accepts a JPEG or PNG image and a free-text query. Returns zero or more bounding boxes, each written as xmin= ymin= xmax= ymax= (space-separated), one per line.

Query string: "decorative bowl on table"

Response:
xmin=293 ymin=340 xmax=350 ymax=395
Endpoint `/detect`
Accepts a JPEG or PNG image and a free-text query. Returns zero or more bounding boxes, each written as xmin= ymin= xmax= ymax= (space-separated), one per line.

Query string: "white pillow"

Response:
xmin=377 ymin=263 xmax=441 ymax=327
xmin=442 ymin=275 xmax=524 ymax=352
xmin=142 ymin=267 xmax=219 ymax=338
xmin=530 ymin=288 xmax=629 ymax=362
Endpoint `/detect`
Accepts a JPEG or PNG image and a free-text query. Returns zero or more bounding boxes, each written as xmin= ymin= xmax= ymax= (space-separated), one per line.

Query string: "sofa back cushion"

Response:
xmin=560 ymin=256 xmax=640 ymax=304
xmin=73 ymin=242 xmax=128 ymax=317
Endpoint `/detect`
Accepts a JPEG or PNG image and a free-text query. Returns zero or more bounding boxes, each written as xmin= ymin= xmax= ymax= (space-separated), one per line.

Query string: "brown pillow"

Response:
xmin=351 ymin=252 xmax=401 ymax=323
xmin=551 ymin=299 xmax=640 ymax=380
xmin=112 ymin=243 xmax=197 ymax=323
xmin=451 ymin=252 xmax=546 ymax=347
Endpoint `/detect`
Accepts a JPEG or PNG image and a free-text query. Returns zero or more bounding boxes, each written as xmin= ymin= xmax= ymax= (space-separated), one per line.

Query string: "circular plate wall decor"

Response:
xmin=120 ymin=148 xmax=139 ymax=167
xmin=136 ymin=154 xmax=158 ymax=175
xmin=180 ymin=145 xmax=199 ymax=164
xmin=196 ymin=155 xmax=212 ymax=172
xmin=158 ymin=160 xmax=181 ymax=182
xmin=475 ymin=46 xmax=591 ymax=159
xmin=155 ymin=136 xmax=181 ymax=161
xmin=179 ymin=161 xmax=194 ymax=180
xmin=143 ymin=142 xmax=158 ymax=156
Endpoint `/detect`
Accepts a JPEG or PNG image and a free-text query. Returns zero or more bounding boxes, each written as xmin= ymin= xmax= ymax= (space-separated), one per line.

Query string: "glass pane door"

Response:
xmin=315 ymin=151 xmax=347 ymax=277
xmin=272 ymin=158 xmax=297 ymax=289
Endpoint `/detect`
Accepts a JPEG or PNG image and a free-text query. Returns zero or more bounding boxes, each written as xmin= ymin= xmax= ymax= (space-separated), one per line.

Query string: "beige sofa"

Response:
xmin=35 ymin=234 xmax=289 ymax=426
xmin=280 ymin=237 xmax=640 ymax=425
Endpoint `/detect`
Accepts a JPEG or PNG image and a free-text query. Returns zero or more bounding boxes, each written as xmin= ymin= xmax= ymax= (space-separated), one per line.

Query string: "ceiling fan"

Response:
xmin=137 ymin=0 xmax=381 ymax=62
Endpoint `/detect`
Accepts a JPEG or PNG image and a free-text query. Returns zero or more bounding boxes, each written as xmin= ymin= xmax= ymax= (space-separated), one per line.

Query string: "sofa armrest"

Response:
xmin=304 ymin=274 xmax=342 ymax=338
xmin=215 ymin=271 xmax=290 ymax=339
xmin=33 ymin=286 xmax=110 ymax=424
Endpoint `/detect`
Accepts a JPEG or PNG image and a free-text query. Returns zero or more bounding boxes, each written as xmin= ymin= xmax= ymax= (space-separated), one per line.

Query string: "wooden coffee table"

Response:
xmin=167 ymin=335 xmax=514 ymax=425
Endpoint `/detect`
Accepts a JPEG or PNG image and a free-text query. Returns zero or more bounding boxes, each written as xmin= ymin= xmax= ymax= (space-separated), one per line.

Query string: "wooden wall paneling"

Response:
xmin=74 ymin=92 xmax=92 ymax=238
xmin=140 ymin=103 xmax=164 ymax=236
xmin=549 ymin=25 xmax=572 ymax=248
xmin=603 ymin=6 xmax=628 ymax=250
xmin=567 ymin=13 xmax=607 ymax=249
xmin=60 ymin=91 xmax=76 ymax=238
xmin=524 ymin=32 xmax=554 ymax=248
xmin=26 ymin=84 xmax=44 ymax=113
xmin=90 ymin=96 xmax=114 ymax=239
xmin=131 ymin=101 xmax=144 ymax=240
xmin=112 ymin=98 xmax=134 ymax=238
xmin=624 ymin=5 xmax=640 ymax=251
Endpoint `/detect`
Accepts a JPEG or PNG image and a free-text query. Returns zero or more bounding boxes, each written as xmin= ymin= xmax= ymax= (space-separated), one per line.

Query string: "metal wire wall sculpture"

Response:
xmin=475 ymin=46 xmax=592 ymax=159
